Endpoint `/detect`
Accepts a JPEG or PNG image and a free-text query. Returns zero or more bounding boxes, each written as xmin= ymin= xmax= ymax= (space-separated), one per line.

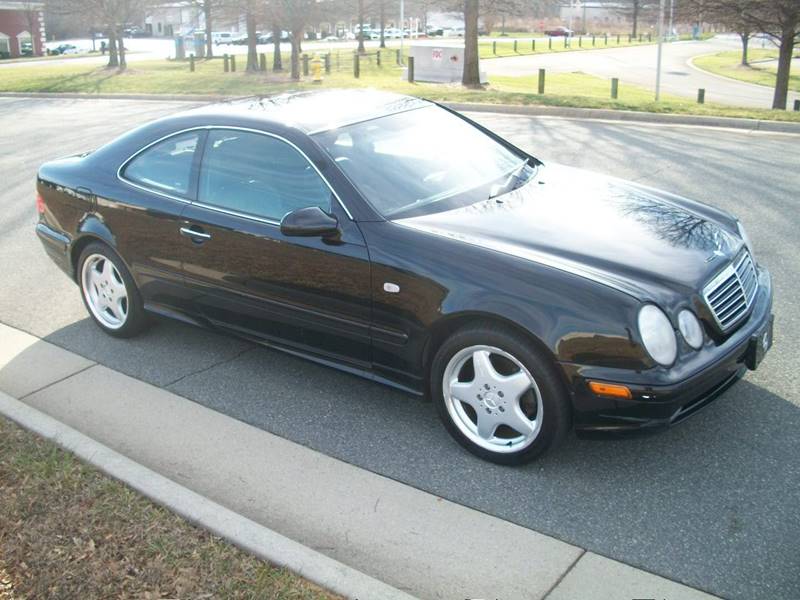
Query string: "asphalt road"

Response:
xmin=483 ymin=35 xmax=800 ymax=109
xmin=1 ymin=97 xmax=799 ymax=600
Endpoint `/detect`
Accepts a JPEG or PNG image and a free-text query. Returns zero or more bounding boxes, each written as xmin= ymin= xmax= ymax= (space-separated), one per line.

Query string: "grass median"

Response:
xmin=1 ymin=56 xmax=798 ymax=122
xmin=0 ymin=415 xmax=338 ymax=599
xmin=693 ymin=48 xmax=800 ymax=93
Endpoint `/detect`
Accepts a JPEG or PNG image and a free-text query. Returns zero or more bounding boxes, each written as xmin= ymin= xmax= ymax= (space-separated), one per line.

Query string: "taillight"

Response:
xmin=36 ymin=192 xmax=45 ymax=215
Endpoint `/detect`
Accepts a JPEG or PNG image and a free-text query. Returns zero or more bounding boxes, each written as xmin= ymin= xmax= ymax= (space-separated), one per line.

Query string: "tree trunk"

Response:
xmin=462 ymin=0 xmax=480 ymax=87
xmin=246 ymin=10 xmax=258 ymax=71
xmin=204 ymin=1 xmax=213 ymax=58
xmin=291 ymin=30 xmax=301 ymax=80
xmin=107 ymin=28 xmax=118 ymax=67
xmin=380 ymin=3 xmax=386 ymax=48
xmin=117 ymin=29 xmax=126 ymax=70
xmin=632 ymin=0 xmax=639 ymax=37
xmin=273 ymin=24 xmax=283 ymax=71
xmin=357 ymin=0 xmax=365 ymax=54
xmin=739 ymin=32 xmax=748 ymax=66
xmin=772 ymin=28 xmax=794 ymax=110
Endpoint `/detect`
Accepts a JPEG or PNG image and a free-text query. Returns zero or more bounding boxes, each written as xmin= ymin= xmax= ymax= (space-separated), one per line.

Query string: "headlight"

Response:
xmin=638 ymin=305 xmax=677 ymax=366
xmin=678 ymin=310 xmax=704 ymax=350
xmin=737 ymin=220 xmax=755 ymax=257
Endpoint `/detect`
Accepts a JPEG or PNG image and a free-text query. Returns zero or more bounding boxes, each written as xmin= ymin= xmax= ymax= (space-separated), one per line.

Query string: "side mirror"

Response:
xmin=280 ymin=206 xmax=340 ymax=238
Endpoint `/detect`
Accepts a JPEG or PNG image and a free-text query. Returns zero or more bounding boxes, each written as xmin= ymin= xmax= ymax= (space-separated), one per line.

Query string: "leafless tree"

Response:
xmin=462 ymin=0 xmax=480 ymax=86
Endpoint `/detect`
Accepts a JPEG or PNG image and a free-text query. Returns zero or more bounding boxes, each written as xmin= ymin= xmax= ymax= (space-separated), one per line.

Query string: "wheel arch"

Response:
xmin=69 ymin=217 xmax=125 ymax=281
xmin=421 ymin=311 xmax=571 ymax=399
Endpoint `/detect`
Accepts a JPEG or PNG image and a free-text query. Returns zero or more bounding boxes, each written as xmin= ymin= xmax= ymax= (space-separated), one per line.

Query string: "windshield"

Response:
xmin=313 ymin=105 xmax=536 ymax=218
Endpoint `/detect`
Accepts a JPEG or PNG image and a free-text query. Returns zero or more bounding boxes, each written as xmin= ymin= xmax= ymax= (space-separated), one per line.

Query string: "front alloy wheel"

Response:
xmin=443 ymin=345 xmax=543 ymax=454
xmin=432 ymin=323 xmax=570 ymax=464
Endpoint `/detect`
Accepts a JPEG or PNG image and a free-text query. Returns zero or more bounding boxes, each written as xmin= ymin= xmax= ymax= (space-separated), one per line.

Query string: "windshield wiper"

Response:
xmin=489 ymin=158 xmax=535 ymax=200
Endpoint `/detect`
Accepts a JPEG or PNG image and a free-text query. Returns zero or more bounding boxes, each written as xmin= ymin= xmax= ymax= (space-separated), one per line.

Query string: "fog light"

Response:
xmin=588 ymin=381 xmax=632 ymax=400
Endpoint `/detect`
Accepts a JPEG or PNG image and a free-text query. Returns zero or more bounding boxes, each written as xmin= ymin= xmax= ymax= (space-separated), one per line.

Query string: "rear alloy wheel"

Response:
xmin=432 ymin=324 xmax=570 ymax=464
xmin=78 ymin=242 xmax=147 ymax=338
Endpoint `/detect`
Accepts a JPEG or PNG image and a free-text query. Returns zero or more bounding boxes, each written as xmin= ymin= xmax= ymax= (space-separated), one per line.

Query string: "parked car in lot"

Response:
xmin=47 ymin=43 xmax=80 ymax=55
xmin=544 ymin=26 xmax=574 ymax=37
xmin=35 ymin=90 xmax=774 ymax=464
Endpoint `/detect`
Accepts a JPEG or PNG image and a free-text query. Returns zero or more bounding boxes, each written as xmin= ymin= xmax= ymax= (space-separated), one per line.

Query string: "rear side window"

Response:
xmin=198 ymin=129 xmax=331 ymax=222
xmin=123 ymin=131 xmax=201 ymax=197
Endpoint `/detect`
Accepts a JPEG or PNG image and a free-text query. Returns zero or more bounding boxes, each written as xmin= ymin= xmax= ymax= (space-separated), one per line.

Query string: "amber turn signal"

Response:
xmin=588 ymin=381 xmax=632 ymax=400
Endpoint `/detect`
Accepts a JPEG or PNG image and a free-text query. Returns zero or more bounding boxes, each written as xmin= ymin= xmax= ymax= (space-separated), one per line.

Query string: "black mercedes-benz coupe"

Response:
xmin=36 ymin=90 xmax=774 ymax=464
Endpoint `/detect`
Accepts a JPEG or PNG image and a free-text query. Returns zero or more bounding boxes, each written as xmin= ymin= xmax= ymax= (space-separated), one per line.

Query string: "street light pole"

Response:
xmin=668 ymin=0 xmax=674 ymax=41
xmin=399 ymin=0 xmax=404 ymax=62
xmin=655 ymin=0 xmax=665 ymax=101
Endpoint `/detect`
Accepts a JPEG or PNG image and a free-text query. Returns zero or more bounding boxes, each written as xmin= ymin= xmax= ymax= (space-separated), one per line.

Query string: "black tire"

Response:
xmin=77 ymin=242 xmax=148 ymax=338
xmin=431 ymin=322 xmax=571 ymax=465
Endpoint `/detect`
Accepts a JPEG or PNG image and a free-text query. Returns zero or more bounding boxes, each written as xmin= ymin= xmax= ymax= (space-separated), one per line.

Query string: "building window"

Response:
xmin=0 ymin=33 xmax=10 ymax=57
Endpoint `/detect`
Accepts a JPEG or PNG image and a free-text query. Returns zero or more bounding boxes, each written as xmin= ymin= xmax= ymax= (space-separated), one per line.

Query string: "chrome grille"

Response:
xmin=703 ymin=250 xmax=758 ymax=332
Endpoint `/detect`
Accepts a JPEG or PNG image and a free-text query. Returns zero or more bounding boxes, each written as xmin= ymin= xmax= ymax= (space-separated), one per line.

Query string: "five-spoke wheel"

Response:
xmin=432 ymin=323 xmax=570 ymax=464
xmin=81 ymin=254 xmax=128 ymax=329
xmin=78 ymin=242 xmax=147 ymax=338
xmin=444 ymin=345 xmax=543 ymax=454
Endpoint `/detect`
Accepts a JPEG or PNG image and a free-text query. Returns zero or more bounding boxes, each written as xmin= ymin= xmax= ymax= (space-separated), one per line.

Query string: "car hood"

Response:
xmin=395 ymin=163 xmax=742 ymax=300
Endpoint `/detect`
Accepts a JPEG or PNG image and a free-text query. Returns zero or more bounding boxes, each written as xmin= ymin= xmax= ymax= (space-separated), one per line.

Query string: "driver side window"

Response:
xmin=198 ymin=129 xmax=331 ymax=222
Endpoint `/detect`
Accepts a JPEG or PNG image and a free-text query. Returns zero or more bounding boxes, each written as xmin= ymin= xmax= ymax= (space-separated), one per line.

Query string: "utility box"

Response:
xmin=404 ymin=45 xmax=487 ymax=84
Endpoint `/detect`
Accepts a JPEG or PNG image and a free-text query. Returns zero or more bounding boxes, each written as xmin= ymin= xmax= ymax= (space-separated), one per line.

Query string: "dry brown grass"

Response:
xmin=0 ymin=416 xmax=339 ymax=600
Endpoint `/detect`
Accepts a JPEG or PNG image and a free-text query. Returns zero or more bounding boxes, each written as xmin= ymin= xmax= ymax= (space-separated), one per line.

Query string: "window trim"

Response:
xmin=117 ymin=125 xmax=354 ymax=224
xmin=117 ymin=129 xmax=205 ymax=203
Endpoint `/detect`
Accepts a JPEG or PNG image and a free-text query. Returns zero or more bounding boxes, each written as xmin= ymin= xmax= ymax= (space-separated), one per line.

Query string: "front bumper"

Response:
xmin=565 ymin=266 xmax=774 ymax=435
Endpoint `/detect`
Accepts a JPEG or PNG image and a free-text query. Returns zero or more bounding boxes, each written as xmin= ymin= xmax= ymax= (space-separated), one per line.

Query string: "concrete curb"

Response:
xmin=0 ymin=390 xmax=418 ymax=600
xmin=444 ymin=101 xmax=800 ymax=133
xmin=3 ymin=91 xmax=799 ymax=132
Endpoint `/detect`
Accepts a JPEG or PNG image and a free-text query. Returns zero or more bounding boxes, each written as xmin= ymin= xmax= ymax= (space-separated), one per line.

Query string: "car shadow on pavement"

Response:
xmin=6 ymin=316 xmax=797 ymax=600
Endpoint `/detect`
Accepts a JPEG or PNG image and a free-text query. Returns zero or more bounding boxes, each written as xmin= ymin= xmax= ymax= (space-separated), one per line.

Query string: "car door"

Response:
xmin=179 ymin=127 xmax=372 ymax=366
xmin=112 ymin=129 xmax=205 ymax=311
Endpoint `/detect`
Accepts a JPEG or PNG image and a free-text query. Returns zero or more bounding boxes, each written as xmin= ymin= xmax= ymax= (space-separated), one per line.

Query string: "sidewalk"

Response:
xmin=0 ymin=321 xmax=720 ymax=599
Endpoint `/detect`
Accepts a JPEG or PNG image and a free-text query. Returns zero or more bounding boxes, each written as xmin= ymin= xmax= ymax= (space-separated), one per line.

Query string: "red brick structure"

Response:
xmin=0 ymin=1 xmax=45 ymax=58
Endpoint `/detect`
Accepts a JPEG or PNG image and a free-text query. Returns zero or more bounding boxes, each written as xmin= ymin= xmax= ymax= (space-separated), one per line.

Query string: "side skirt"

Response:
xmin=143 ymin=302 xmax=424 ymax=398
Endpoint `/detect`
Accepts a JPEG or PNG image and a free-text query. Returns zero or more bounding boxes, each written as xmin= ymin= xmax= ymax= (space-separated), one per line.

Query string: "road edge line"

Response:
xmin=0 ymin=390 xmax=418 ymax=600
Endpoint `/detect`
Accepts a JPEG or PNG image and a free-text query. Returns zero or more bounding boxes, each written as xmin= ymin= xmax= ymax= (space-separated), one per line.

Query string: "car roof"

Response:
xmin=184 ymin=90 xmax=432 ymax=134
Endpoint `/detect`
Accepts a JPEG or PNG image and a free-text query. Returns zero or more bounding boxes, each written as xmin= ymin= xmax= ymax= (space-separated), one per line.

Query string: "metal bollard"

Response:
xmin=324 ymin=53 xmax=331 ymax=74
xmin=189 ymin=54 xmax=195 ymax=71
xmin=353 ymin=52 xmax=360 ymax=78
xmin=492 ymin=41 xmax=497 ymax=55
xmin=532 ymin=39 xmax=536 ymax=52
xmin=538 ymin=68 xmax=545 ymax=94
xmin=223 ymin=54 xmax=229 ymax=72
xmin=259 ymin=52 xmax=266 ymax=71
xmin=230 ymin=54 xmax=236 ymax=72
xmin=697 ymin=88 xmax=705 ymax=104
xmin=611 ymin=78 xmax=619 ymax=99
xmin=302 ymin=54 xmax=309 ymax=76
xmin=513 ymin=39 xmax=518 ymax=53
xmin=408 ymin=56 xmax=415 ymax=82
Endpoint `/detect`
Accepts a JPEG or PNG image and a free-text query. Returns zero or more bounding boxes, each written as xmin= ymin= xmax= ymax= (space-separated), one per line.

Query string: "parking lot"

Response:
xmin=1 ymin=97 xmax=798 ymax=599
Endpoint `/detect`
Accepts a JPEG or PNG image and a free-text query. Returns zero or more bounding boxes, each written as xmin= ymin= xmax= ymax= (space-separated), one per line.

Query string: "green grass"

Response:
xmin=693 ymin=49 xmax=800 ymax=92
xmin=0 ymin=56 xmax=798 ymax=122
xmin=0 ymin=416 xmax=338 ymax=600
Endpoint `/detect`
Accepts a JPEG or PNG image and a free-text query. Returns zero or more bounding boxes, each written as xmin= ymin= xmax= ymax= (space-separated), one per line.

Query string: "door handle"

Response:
xmin=180 ymin=226 xmax=211 ymax=242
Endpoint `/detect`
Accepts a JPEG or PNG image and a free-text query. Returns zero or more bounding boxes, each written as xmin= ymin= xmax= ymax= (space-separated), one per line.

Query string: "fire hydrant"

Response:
xmin=311 ymin=54 xmax=323 ymax=84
